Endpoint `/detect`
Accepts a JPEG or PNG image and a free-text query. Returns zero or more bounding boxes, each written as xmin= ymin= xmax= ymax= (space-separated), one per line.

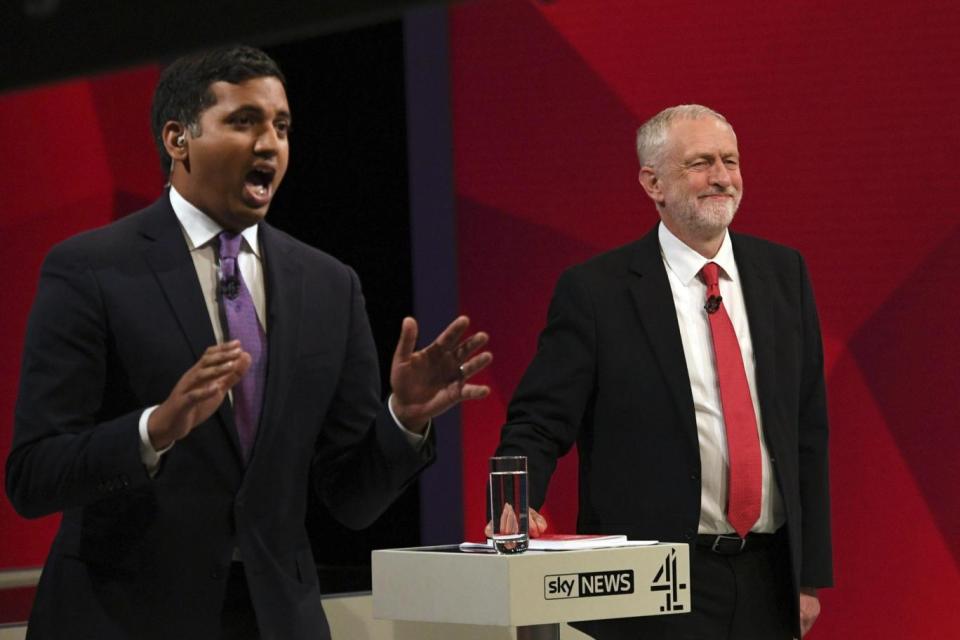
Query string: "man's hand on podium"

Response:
xmin=483 ymin=507 xmax=549 ymax=539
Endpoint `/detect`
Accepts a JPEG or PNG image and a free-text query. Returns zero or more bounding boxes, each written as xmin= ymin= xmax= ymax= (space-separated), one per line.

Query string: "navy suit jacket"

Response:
xmin=6 ymin=195 xmax=433 ymax=639
xmin=497 ymin=226 xmax=833 ymax=621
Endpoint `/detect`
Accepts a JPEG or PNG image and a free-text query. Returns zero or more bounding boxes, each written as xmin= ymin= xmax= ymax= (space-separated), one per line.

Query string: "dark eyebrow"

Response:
xmin=225 ymin=105 xmax=292 ymax=120
xmin=228 ymin=105 xmax=264 ymax=116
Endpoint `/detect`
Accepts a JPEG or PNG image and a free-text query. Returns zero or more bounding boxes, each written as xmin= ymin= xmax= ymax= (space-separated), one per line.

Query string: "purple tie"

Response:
xmin=218 ymin=231 xmax=267 ymax=463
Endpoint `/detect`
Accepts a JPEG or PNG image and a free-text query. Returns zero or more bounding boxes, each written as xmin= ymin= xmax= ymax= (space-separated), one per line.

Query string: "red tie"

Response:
xmin=700 ymin=262 xmax=762 ymax=537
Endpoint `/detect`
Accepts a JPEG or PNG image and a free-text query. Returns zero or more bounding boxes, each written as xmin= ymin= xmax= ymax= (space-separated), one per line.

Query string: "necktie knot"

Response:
xmin=218 ymin=231 xmax=243 ymax=261
xmin=701 ymin=262 xmax=723 ymax=314
xmin=218 ymin=232 xmax=243 ymax=283
xmin=700 ymin=262 xmax=720 ymax=288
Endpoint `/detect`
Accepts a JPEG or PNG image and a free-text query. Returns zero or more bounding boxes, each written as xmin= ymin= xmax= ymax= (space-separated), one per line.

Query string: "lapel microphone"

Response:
xmin=704 ymin=295 xmax=722 ymax=315
xmin=216 ymin=260 xmax=241 ymax=301
xmin=220 ymin=276 xmax=241 ymax=301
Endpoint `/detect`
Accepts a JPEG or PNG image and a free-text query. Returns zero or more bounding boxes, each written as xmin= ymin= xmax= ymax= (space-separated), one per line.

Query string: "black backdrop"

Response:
xmin=263 ymin=21 xmax=420 ymax=593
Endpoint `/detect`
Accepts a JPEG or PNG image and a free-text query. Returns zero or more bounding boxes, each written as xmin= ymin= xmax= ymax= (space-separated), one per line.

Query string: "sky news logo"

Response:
xmin=544 ymin=570 xmax=635 ymax=600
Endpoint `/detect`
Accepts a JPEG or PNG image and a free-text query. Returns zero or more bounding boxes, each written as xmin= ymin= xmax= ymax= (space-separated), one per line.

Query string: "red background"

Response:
xmin=452 ymin=1 xmax=960 ymax=637
xmin=1 ymin=1 xmax=959 ymax=636
xmin=0 ymin=67 xmax=163 ymax=568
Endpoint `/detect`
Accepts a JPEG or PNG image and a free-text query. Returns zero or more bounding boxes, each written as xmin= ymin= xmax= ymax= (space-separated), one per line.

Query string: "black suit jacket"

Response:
xmin=6 ymin=195 xmax=433 ymax=639
xmin=497 ymin=226 xmax=833 ymax=601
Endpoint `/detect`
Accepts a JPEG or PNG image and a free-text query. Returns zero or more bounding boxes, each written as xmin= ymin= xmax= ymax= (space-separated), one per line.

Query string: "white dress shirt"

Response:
xmin=138 ymin=187 xmax=425 ymax=471
xmin=658 ymin=222 xmax=784 ymax=535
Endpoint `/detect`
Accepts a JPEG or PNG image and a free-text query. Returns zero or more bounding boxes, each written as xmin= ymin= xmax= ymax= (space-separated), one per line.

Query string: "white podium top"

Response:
xmin=372 ymin=543 xmax=690 ymax=628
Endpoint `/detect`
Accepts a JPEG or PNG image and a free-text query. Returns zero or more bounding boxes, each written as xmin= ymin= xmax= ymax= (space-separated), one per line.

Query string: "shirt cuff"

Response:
xmin=139 ymin=406 xmax=174 ymax=476
xmin=387 ymin=394 xmax=431 ymax=449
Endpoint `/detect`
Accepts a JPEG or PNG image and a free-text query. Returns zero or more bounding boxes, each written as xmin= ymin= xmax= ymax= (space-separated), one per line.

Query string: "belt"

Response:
xmin=696 ymin=531 xmax=779 ymax=555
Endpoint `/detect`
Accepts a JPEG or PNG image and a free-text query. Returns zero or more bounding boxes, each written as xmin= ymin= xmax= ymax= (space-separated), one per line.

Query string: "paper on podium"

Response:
xmin=460 ymin=534 xmax=659 ymax=552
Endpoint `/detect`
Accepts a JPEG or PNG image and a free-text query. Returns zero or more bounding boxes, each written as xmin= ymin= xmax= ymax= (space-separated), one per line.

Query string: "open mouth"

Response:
xmin=243 ymin=167 xmax=276 ymax=206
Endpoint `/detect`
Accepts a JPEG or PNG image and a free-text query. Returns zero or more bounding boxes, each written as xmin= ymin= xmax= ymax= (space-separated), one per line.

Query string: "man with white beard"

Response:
xmin=492 ymin=105 xmax=833 ymax=639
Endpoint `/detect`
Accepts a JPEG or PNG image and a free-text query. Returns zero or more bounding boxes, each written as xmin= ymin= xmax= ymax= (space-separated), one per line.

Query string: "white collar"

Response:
xmin=168 ymin=186 xmax=260 ymax=256
xmin=658 ymin=221 xmax=738 ymax=285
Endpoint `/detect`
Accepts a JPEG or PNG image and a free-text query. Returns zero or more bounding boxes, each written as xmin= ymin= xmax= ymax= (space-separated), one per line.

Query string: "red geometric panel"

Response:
xmin=451 ymin=0 xmax=649 ymax=253
xmin=451 ymin=0 xmax=960 ymax=635
xmin=820 ymin=350 xmax=960 ymax=636
xmin=849 ymin=227 xmax=960 ymax=567
xmin=0 ymin=586 xmax=34 ymax=626
xmin=457 ymin=196 xmax=597 ymax=537
xmin=0 ymin=66 xmax=160 ymax=571
xmin=88 ymin=70 xmax=167 ymax=215
xmin=5 ymin=81 xmax=113 ymax=227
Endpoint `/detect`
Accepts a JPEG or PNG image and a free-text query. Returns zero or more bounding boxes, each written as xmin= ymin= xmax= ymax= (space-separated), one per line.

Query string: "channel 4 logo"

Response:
xmin=544 ymin=570 xmax=635 ymax=600
xmin=650 ymin=548 xmax=687 ymax=612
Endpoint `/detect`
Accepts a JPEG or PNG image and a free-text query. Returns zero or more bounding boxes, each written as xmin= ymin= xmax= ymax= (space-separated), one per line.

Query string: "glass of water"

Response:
xmin=489 ymin=456 xmax=529 ymax=554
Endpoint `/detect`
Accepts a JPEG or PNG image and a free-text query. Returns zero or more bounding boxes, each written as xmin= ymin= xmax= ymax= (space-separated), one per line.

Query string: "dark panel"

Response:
xmin=261 ymin=23 xmax=420 ymax=592
xmin=1 ymin=0 xmax=440 ymax=92
xmin=403 ymin=6 xmax=464 ymax=545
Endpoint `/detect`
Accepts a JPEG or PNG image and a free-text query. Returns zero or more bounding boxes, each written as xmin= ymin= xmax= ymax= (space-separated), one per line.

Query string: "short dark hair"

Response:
xmin=150 ymin=45 xmax=286 ymax=176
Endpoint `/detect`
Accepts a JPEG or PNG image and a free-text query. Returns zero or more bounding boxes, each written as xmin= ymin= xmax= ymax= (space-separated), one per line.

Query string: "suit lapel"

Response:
xmin=141 ymin=199 xmax=218 ymax=360
xmin=140 ymin=196 xmax=244 ymax=463
xmin=246 ymin=223 xmax=303 ymax=466
xmin=626 ymin=228 xmax=699 ymax=453
xmin=731 ymin=235 xmax=780 ymax=448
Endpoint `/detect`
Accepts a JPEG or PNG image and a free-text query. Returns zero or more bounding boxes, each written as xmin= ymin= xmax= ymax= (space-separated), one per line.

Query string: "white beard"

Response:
xmin=665 ymin=186 xmax=741 ymax=239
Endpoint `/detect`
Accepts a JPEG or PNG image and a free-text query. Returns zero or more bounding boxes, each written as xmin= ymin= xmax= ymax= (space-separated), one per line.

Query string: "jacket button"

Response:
xmin=210 ymin=568 xmax=223 ymax=580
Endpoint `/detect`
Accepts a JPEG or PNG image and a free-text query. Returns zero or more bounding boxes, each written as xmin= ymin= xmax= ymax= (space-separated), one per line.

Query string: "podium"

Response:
xmin=372 ymin=544 xmax=690 ymax=639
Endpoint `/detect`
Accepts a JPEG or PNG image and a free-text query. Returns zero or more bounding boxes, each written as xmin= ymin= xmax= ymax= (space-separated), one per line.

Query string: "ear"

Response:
xmin=161 ymin=121 xmax=189 ymax=163
xmin=638 ymin=166 xmax=664 ymax=205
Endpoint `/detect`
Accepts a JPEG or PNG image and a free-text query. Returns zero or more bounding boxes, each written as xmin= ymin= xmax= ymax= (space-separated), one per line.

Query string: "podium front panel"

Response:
xmin=372 ymin=544 xmax=690 ymax=628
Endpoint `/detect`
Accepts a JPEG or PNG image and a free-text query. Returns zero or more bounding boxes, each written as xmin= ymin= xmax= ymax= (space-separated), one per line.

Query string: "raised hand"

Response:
xmin=147 ymin=341 xmax=251 ymax=450
xmin=389 ymin=315 xmax=492 ymax=433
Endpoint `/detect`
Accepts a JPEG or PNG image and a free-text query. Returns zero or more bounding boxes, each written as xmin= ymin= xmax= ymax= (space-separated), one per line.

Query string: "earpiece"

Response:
xmin=176 ymin=135 xmax=186 ymax=147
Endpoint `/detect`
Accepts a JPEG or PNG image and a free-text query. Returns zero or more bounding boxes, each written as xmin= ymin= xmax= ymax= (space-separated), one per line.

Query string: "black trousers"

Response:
xmin=571 ymin=530 xmax=796 ymax=640
xmin=220 ymin=562 xmax=261 ymax=640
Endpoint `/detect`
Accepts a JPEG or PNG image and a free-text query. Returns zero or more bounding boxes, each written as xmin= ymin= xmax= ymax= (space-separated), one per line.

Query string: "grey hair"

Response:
xmin=635 ymin=104 xmax=732 ymax=168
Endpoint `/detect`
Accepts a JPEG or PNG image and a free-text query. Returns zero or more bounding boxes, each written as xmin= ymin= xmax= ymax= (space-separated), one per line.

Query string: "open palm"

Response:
xmin=390 ymin=316 xmax=492 ymax=431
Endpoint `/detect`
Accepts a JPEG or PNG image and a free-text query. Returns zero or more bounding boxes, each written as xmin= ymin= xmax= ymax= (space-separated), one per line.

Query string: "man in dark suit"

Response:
xmin=6 ymin=46 xmax=491 ymax=639
xmin=494 ymin=105 xmax=832 ymax=639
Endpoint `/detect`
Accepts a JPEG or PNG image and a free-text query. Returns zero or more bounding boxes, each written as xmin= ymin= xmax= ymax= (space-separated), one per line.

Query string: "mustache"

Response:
xmin=698 ymin=187 xmax=739 ymax=198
